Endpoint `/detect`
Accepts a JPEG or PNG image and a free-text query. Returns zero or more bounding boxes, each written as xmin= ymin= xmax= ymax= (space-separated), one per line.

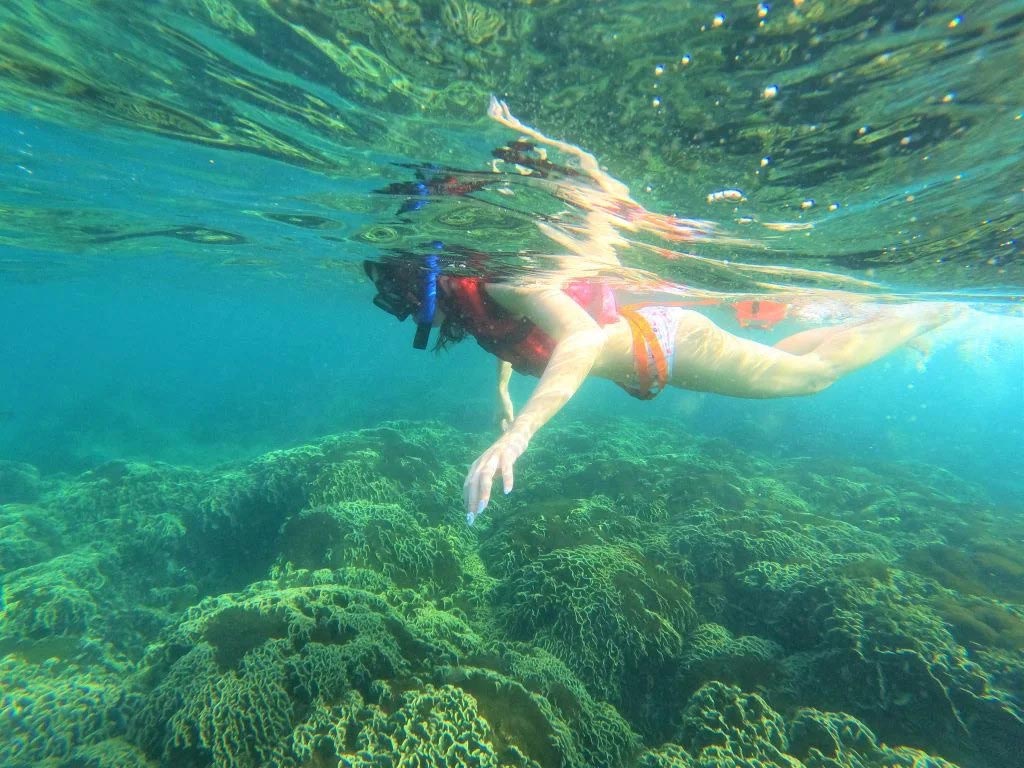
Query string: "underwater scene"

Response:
xmin=0 ymin=1 xmax=1022 ymax=767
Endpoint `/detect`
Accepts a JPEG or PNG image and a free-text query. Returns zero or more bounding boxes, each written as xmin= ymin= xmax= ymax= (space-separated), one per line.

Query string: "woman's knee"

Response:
xmin=768 ymin=356 xmax=838 ymax=396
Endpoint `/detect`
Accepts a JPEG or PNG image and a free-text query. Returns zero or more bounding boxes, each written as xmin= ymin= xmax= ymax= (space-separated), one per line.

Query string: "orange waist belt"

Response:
xmin=617 ymin=306 xmax=669 ymax=400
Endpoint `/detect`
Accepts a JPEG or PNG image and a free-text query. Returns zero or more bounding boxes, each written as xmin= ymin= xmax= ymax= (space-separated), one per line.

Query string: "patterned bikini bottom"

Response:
xmin=617 ymin=305 xmax=684 ymax=399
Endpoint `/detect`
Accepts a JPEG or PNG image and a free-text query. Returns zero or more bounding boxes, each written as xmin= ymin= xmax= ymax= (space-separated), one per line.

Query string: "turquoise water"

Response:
xmin=1 ymin=2 xmax=1022 ymax=767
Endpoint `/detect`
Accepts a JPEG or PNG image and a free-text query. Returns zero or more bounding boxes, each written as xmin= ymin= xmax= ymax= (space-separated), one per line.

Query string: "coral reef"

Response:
xmin=500 ymin=542 xmax=696 ymax=733
xmin=278 ymin=500 xmax=478 ymax=596
xmin=295 ymin=685 xmax=519 ymax=767
xmin=0 ymin=656 xmax=135 ymax=767
xmin=2 ymin=550 xmax=107 ymax=641
xmin=787 ymin=708 xmax=961 ymax=768
xmin=441 ymin=0 xmax=505 ymax=46
xmin=729 ymin=560 xmax=1024 ymax=765
xmin=678 ymin=623 xmax=783 ymax=696
xmin=0 ymin=502 xmax=63 ymax=572
xmin=0 ymin=460 xmax=41 ymax=503
xmin=129 ymin=566 xmax=638 ymax=768
xmin=677 ymin=681 xmax=795 ymax=767
xmin=635 ymin=682 xmax=961 ymax=768
xmin=2 ymin=418 xmax=1020 ymax=767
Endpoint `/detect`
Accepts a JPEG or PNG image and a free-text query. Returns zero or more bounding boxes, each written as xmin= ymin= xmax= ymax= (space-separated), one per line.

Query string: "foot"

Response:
xmin=905 ymin=301 xmax=965 ymax=332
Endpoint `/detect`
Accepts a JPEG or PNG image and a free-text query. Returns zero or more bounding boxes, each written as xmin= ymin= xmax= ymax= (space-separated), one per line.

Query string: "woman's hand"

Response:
xmin=464 ymin=431 xmax=528 ymax=524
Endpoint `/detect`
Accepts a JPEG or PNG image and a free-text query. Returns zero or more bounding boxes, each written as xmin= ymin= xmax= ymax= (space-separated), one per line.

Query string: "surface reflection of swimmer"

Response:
xmin=365 ymin=100 xmax=958 ymax=524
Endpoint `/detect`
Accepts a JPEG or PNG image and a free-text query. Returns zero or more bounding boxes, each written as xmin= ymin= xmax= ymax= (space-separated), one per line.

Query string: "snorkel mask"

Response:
xmin=365 ymin=241 xmax=444 ymax=350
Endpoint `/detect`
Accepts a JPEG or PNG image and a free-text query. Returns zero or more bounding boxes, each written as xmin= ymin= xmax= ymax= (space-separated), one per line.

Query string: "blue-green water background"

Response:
xmin=0 ymin=108 xmax=1021 ymax=497
xmin=2 ymin=239 xmax=1022 ymax=500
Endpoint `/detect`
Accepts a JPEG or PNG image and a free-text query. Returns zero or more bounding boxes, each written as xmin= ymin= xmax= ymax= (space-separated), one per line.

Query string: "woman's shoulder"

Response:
xmin=484 ymin=280 xmax=568 ymax=307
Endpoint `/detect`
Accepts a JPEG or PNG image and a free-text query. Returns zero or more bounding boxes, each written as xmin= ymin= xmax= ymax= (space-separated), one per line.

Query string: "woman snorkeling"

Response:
xmin=365 ymin=100 xmax=958 ymax=524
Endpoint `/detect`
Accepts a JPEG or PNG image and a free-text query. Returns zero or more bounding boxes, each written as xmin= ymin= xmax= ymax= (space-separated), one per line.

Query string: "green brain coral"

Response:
xmin=130 ymin=567 xmax=638 ymax=768
xmin=131 ymin=571 xmax=451 ymax=766
xmin=788 ymin=708 xmax=962 ymax=768
xmin=665 ymin=683 xmax=962 ymax=768
xmin=679 ymin=623 xmax=783 ymax=696
xmin=278 ymin=500 xmax=475 ymax=596
xmin=1 ymin=550 xmax=106 ymax=640
xmin=730 ymin=560 xmax=1024 ymax=765
xmin=501 ymin=543 xmax=696 ymax=733
xmin=296 ymin=685 xmax=519 ymax=767
xmin=678 ymin=681 xmax=796 ymax=768
xmin=0 ymin=656 xmax=132 ymax=767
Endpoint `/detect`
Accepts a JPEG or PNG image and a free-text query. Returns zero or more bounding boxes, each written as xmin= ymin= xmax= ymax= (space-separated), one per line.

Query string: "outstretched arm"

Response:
xmin=464 ymin=285 xmax=604 ymax=522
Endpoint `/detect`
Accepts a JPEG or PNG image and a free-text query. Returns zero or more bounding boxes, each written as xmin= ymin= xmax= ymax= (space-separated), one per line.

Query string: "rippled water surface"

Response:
xmin=1 ymin=0 xmax=1021 ymax=295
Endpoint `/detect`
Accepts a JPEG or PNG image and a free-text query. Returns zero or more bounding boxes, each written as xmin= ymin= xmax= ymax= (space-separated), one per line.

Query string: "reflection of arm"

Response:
xmin=488 ymin=97 xmax=631 ymax=198
xmin=488 ymin=285 xmax=604 ymax=445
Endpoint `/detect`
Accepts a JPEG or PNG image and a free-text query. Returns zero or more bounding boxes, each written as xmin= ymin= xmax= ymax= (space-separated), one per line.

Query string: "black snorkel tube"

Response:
xmin=412 ymin=241 xmax=443 ymax=349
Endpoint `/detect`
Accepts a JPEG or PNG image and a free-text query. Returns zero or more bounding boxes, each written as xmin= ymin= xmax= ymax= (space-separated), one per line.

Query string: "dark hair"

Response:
xmin=433 ymin=305 xmax=468 ymax=351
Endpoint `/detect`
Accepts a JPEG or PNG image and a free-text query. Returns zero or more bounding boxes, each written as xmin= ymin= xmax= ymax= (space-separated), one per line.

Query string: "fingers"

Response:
xmin=463 ymin=453 xmax=497 ymax=524
xmin=463 ymin=436 xmax=527 ymax=524
xmin=486 ymin=97 xmax=522 ymax=132
xmin=487 ymin=94 xmax=502 ymax=119
xmin=496 ymin=392 xmax=514 ymax=431
xmin=487 ymin=95 xmax=512 ymax=125
xmin=500 ymin=453 xmax=515 ymax=496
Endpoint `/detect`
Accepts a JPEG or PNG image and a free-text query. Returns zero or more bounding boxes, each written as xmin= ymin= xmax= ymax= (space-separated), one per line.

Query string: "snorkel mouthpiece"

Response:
xmin=412 ymin=243 xmax=443 ymax=349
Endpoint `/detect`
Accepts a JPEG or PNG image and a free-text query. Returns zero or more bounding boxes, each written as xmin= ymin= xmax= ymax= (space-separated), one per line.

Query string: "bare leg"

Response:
xmin=802 ymin=304 xmax=956 ymax=378
xmin=669 ymin=304 xmax=956 ymax=398
xmin=536 ymin=211 xmax=627 ymax=269
xmin=774 ymin=326 xmax=840 ymax=355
